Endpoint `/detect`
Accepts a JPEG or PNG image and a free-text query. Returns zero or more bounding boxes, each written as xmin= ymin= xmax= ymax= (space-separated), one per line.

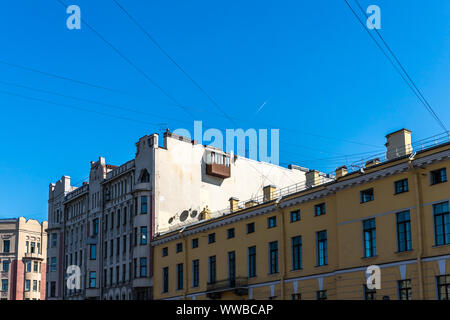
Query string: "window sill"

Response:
xmin=315 ymin=264 xmax=328 ymax=268
xmin=361 ymin=255 xmax=378 ymax=260
xmin=394 ymin=191 xmax=409 ymax=195
xmin=430 ymin=180 xmax=447 ymax=186
xmin=395 ymin=249 xmax=413 ymax=254
xmin=432 ymin=243 xmax=450 ymax=248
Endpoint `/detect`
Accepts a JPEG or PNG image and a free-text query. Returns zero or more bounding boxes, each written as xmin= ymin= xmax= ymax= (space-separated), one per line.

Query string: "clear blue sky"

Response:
xmin=0 ymin=0 xmax=448 ymax=221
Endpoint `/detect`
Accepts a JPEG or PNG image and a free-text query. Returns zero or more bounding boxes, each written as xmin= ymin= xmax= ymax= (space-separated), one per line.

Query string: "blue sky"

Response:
xmin=0 ymin=0 xmax=448 ymax=221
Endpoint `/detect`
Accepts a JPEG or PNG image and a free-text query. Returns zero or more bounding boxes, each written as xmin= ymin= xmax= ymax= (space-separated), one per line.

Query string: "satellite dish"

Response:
xmin=179 ymin=210 xmax=189 ymax=222
xmin=168 ymin=217 xmax=174 ymax=224
xmin=190 ymin=210 xmax=198 ymax=218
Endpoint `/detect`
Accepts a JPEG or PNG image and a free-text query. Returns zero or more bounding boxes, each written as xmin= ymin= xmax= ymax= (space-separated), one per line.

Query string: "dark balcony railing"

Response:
xmin=206 ymin=277 xmax=248 ymax=299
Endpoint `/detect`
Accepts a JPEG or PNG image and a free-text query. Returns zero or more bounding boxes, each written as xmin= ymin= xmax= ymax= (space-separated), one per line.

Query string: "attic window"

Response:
xmin=139 ymin=169 xmax=150 ymax=183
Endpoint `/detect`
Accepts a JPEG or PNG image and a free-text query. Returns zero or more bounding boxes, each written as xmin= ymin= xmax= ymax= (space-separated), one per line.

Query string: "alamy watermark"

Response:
xmin=366 ymin=265 xmax=381 ymax=290
xmin=66 ymin=5 xmax=81 ymax=30
xmin=172 ymin=121 xmax=279 ymax=165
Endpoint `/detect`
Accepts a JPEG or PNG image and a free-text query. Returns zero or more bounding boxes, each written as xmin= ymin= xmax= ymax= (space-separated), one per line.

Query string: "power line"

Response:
xmin=0 ymin=79 xmax=194 ymax=128
xmin=0 ymin=59 xmax=126 ymax=95
xmin=0 ymin=58 xmax=379 ymax=148
xmin=56 ymin=0 xmax=195 ymax=120
xmin=111 ymin=0 xmax=237 ymax=127
xmin=344 ymin=0 xmax=448 ymax=133
xmin=354 ymin=0 xmax=447 ymax=132
xmin=0 ymin=89 xmax=164 ymax=128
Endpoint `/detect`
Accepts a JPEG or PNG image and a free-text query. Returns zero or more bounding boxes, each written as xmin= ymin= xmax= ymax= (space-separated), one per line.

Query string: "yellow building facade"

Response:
xmin=152 ymin=129 xmax=450 ymax=300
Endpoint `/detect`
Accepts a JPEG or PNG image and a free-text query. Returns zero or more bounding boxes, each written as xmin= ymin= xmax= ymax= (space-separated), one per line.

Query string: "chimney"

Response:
xmin=263 ymin=185 xmax=277 ymax=202
xmin=245 ymin=200 xmax=258 ymax=208
xmin=229 ymin=197 xmax=239 ymax=212
xmin=385 ymin=129 xmax=412 ymax=160
xmin=365 ymin=158 xmax=381 ymax=168
xmin=305 ymin=170 xmax=320 ymax=187
xmin=335 ymin=166 xmax=348 ymax=179
xmin=200 ymin=206 xmax=212 ymax=220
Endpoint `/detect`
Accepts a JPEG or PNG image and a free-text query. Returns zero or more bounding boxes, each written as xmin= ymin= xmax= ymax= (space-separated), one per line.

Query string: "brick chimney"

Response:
xmin=305 ymin=170 xmax=320 ymax=187
xmin=385 ymin=129 xmax=412 ymax=160
xmin=263 ymin=185 xmax=277 ymax=202
xmin=335 ymin=166 xmax=348 ymax=179
xmin=229 ymin=197 xmax=239 ymax=212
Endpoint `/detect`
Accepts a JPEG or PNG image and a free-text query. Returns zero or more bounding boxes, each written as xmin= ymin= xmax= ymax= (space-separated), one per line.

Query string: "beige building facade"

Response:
xmin=0 ymin=217 xmax=47 ymax=300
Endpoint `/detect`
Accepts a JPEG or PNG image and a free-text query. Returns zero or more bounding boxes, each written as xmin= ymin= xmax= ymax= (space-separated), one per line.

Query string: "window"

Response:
xmin=26 ymin=261 xmax=32 ymax=272
xmin=434 ymin=201 xmax=450 ymax=246
xmin=176 ymin=263 xmax=183 ymax=290
xmin=1 ymin=279 xmax=8 ymax=292
xmin=192 ymin=238 xmax=199 ymax=248
xmin=269 ymin=241 xmax=278 ymax=274
xmin=360 ymin=188 xmax=374 ymax=203
xmin=123 ymin=208 xmax=127 ymax=225
xmin=268 ymin=216 xmax=277 ymax=228
xmin=111 ymin=213 xmax=114 ymax=230
xmin=291 ymin=236 xmax=302 ymax=270
xmin=227 ymin=228 xmax=235 ymax=239
xmin=430 ymin=168 xmax=447 ymax=185
xmin=162 ymin=267 xmax=169 ymax=293
xmin=2 ymin=260 xmax=9 ymax=272
xmin=116 ymin=238 xmax=120 ymax=255
xmin=90 ymin=244 xmax=97 ymax=260
xmin=397 ymin=211 xmax=412 ymax=252
xmin=291 ymin=293 xmax=301 ymax=300
xmin=33 ymin=280 xmax=37 ymax=292
xmin=162 ymin=247 xmax=168 ymax=257
xmin=208 ymin=256 xmax=216 ymax=284
xmin=134 ymin=228 xmax=137 ymax=246
xmin=122 ymin=264 xmax=126 ymax=282
xmin=33 ymin=261 xmax=38 ymax=272
xmin=141 ymin=196 xmax=148 ymax=214
xmin=314 ymin=203 xmax=326 ymax=216
xmin=192 ymin=260 xmax=199 ymax=288
xmin=123 ymin=236 xmax=127 ymax=253
xmin=30 ymin=242 xmax=35 ymax=253
xmin=89 ymin=271 xmax=96 ymax=288
xmin=317 ymin=230 xmax=328 ymax=266
xmin=140 ymin=258 xmax=147 ymax=277
xmin=176 ymin=243 xmax=183 ymax=253
xmin=248 ymin=246 xmax=256 ymax=278
xmin=290 ymin=210 xmax=301 ymax=222
xmin=316 ymin=290 xmax=327 ymax=300
xmin=246 ymin=222 xmax=255 ymax=234
xmin=363 ymin=219 xmax=376 ymax=257
xmin=437 ymin=274 xmax=450 ymax=300
xmin=133 ymin=259 xmax=137 ymax=279
xmin=208 ymin=233 xmax=216 ymax=244
xmin=25 ymin=280 xmax=31 ymax=291
xmin=51 ymin=233 xmax=57 ymax=248
xmin=51 ymin=257 xmax=56 ymax=272
xmin=394 ymin=179 xmax=409 ymax=194
xmin=363 ymin=285 xmax=376 ymax=300
xmin=93 ymin=218 xmax=99 ymax=235
xmin=398 ymin=279 xmax=412 ymax=300
xmin=117 ymin=210 xmax=120 ymax=228
xmin=110 ymin=239 xmax=114 ymax=256
xmin=228 ymin=251 xmax=236 ymax=284
xmin=3 ymin=240 xmax=10 ymax=253
xmin=140 ymin=226 xmax=148 ymax=245
xmin=50 ymin=282 xmax=56 ymax=297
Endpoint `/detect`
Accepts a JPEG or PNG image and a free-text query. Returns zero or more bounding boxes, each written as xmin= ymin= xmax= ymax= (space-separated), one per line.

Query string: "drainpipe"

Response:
xmin=408 ymin=157 xmax=425 ymax=299
xmin=179 ymin=228 xmax=188 ymax=300
xmin=274 ymin=199 xmax=286 ymax=300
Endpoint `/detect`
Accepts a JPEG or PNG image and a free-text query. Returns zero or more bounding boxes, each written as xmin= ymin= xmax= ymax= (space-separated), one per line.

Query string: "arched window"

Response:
xmin=139 ymin=169 xmax=150 ymax=183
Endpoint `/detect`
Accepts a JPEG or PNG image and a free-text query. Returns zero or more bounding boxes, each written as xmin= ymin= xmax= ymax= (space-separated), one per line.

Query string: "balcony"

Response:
xmin=206 ymin=163 xmax=231 ymax=179
xmin=24 ymin=252 xmax=43 ymax=260
xmin=206 ymin=277 xmax=248 ymax=299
